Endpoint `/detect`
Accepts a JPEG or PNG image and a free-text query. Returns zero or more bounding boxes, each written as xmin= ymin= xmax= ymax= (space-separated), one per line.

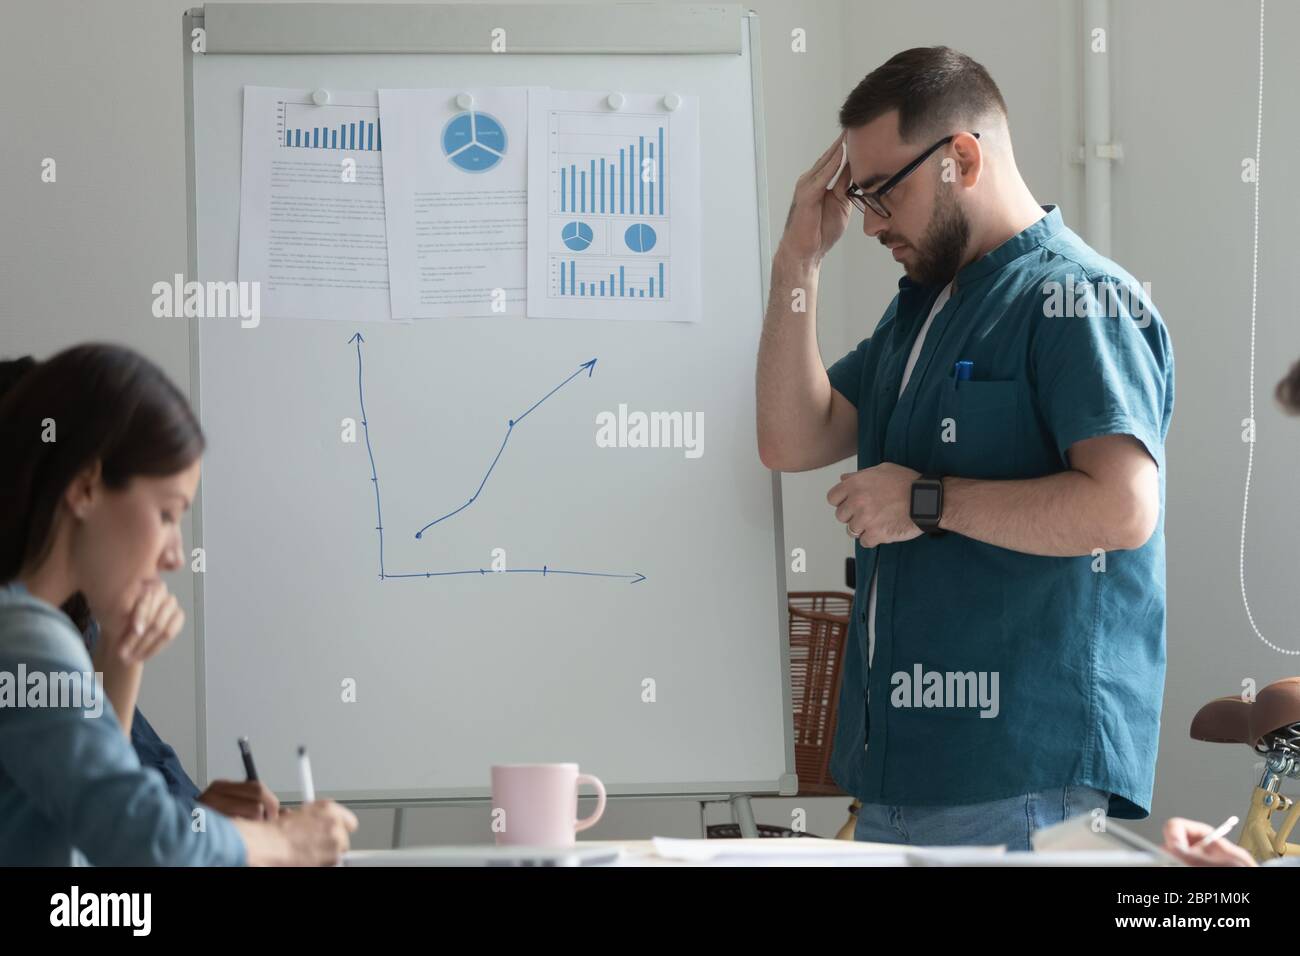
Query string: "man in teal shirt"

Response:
xmin=757 ymin=47 xmax=1173 ymax=848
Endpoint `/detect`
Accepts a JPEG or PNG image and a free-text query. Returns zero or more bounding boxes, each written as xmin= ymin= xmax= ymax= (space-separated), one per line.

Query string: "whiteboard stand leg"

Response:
xmin=730 ymin=794 xmax=758 ymax=838
xmin=391 ymin=807 xmax=405 ymax=849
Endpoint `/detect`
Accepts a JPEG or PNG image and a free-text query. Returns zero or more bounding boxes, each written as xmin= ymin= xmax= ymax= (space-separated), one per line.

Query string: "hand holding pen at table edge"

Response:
xmin=1163 ymin=816 xmax=1258 ymax=867
xmin=225 ymin=739 xmax=357 ymax=865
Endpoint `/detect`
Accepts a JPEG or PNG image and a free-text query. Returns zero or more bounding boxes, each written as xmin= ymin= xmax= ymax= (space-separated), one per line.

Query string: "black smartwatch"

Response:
xmin=910 ymin=474 xmax=947 ymax=536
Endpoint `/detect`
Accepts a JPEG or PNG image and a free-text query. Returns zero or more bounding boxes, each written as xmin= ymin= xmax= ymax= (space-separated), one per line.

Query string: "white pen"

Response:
xmin=297 ymin=745 xmax=316 ymax=803
xmin=1190 ymin=814 xmax=1239 ymax=849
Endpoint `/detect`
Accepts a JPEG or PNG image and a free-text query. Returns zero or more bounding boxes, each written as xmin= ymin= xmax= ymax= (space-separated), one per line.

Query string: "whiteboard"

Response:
xmin=184 ymin=2 xmax=792 ymax=803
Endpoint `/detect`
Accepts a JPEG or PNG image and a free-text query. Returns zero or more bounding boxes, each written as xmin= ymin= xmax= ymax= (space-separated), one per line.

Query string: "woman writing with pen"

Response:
xmin=0 ymin=343 xmax=355 ymax=865
xmin=2 ymin=352 xmax=278 ymax=823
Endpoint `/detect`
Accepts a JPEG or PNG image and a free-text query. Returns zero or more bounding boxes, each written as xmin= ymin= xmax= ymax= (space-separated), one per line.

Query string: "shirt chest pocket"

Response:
xmin=935 ymin=377 xmax=1022 ymax=479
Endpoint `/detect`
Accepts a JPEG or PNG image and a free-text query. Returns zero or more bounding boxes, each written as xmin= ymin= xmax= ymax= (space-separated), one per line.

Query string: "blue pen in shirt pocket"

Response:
xmin=938 ymin=360 xmax=1021 ymax=478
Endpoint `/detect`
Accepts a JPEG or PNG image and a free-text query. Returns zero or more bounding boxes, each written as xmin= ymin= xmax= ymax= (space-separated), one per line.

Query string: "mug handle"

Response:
xmin=574 ymin=773 xmax=607 ymax=833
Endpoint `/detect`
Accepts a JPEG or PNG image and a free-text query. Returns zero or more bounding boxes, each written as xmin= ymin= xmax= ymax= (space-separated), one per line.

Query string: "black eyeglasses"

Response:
xmin=846 ymin=131 xmax=980 ymax=219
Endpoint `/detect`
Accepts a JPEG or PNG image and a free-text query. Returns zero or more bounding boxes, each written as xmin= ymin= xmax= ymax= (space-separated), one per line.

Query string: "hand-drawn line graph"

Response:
xmin=414 ymin=357 xmax=598 ymax=539
xmin=349 ymin=332 xmax=646 ymax=584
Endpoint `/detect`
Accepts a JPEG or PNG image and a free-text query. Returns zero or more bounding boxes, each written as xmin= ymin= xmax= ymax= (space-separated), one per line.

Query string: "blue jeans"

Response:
xmin=852 ymin=785 xmax=1110 ymax=851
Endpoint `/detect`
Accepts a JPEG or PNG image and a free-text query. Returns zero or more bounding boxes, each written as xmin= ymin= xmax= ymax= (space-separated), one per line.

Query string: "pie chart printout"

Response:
xmin=442 ymin=110 xmax=507 ymax=172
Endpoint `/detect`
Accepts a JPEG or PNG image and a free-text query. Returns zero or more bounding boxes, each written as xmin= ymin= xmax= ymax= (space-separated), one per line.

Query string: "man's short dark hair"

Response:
xmin=839 ymin=46 xmax=1008 ymax=144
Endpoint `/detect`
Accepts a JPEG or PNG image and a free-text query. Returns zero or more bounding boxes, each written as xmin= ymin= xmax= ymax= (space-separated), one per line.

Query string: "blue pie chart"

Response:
xmin=561 ymin=221 xmax=594 ymax=251
xmin=442 ymin=111 xmax=507 ymax=172
xmin=625 ymin=223 xmax=657 ymax=253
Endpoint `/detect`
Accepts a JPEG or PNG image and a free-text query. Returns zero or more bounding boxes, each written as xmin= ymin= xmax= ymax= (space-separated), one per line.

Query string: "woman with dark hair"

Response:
xmin=0 ymin=344 xmax=356 ymax=865
xmin=0 ymin=355 xmax=273 ymax=818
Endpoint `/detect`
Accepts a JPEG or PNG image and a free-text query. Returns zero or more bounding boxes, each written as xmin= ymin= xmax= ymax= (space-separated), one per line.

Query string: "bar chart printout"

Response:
xmin=527 ymin=89 xmax=701 ymax=323
xmin=239 ymin=87 xmax=392 ymax=322
xmin=280 ymin=101 xmax=383 ymax=151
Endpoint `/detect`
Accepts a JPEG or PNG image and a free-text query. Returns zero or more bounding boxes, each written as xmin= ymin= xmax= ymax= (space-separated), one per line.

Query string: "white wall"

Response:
xmin=1110 ymin=0 xmax=1300 ymax=838
xmin=2 ymin=0 xmax=1292 ymax=848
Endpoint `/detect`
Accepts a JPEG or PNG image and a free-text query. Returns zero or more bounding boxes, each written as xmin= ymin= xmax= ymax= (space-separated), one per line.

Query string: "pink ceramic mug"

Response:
xmin=490 ymin=763 xmax=607 ymax=847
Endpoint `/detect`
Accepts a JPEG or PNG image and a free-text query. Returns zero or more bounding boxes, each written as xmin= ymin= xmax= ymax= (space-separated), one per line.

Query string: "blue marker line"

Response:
xmin=386 ymin=568 xmax=646 ymax=583
xmin=350 ymin=334 xmax=644 ymax=584
xmin=350 ymin=333 xmax=385 ymax=580
xmin=414 ymin=358 xmax=597 ymax=538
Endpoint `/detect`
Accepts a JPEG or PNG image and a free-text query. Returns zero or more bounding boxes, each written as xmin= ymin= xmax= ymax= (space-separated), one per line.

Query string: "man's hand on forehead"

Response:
xmin=825 ymin=138 xmax=848 ymax=192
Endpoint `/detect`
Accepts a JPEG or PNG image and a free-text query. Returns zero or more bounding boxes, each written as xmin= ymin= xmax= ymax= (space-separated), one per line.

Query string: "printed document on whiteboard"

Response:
xmin=378 ymin=87 xmax=531 ymax=318
xmin=526 ymin=89 xmax=700 ymax=322
xmin=237 ymin=86 xmax=391 ymax=321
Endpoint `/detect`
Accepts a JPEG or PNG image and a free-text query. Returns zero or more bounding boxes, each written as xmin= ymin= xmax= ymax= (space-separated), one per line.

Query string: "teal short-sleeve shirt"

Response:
xmin=825 ymin=205 xmax=1174 ymax=819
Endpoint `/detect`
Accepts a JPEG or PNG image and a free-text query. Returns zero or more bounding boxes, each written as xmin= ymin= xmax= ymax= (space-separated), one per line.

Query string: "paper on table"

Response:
xmin=526 ymin=89 xmax=700 ymax=322
xmin=650 ymin=837 xmax=910 ymax=866
xmin=378 ymin=87 xmax=531 ymax=318
xmin=910 ymin=850 xmax=1164 ymax=867
xmin=237 ymin=87 xmax=391 ymax=321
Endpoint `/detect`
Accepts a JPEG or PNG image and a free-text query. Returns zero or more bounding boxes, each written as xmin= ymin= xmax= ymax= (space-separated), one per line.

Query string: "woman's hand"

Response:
xmin=110 ymin=579 xmax=185 ymax=665
xmin=91 ymin=580 xmax=185 ymax=736
xmin=236 ymin=800 xmax=359 ymax=866
xmin=1162 ymin=817 xmax=1258 ymax=867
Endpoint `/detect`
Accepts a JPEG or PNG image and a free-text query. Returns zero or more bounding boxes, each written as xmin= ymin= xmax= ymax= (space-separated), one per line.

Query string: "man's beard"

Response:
xmin=905 ymin=185 xmax=970 ymax=286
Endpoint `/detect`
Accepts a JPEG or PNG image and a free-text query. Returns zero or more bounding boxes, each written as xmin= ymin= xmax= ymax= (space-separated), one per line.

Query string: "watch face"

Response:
xmin=912 ymin=486 xmax=940 ymax=518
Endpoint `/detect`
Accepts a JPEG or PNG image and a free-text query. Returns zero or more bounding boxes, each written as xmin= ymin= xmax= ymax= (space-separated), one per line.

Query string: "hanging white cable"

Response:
xmin=1238 ymin=0 xmax=1296 ymax=656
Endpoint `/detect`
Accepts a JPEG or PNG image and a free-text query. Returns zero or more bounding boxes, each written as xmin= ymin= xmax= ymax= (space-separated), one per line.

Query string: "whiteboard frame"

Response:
xmin=182 ymin=2 xmax=794 ymax=806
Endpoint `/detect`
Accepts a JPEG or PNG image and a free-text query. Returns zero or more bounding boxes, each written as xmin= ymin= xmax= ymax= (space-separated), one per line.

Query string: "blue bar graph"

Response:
xmin=557 ymin=260 xmax=666 ymax=299
xmin=283 ymin=104 xmax=381 ymax=151
xmin=658 ymin=126 xmax=664 ymax=214
xmin=548 ymin=110 xmax=674 ymax=308
xmin=551 ymin=122 xmax=666 ymax=217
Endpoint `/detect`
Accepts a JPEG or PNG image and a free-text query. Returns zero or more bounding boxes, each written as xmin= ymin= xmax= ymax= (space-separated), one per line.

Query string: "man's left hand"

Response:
xmin=827 ymin=463 xmax=924 ymax=547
